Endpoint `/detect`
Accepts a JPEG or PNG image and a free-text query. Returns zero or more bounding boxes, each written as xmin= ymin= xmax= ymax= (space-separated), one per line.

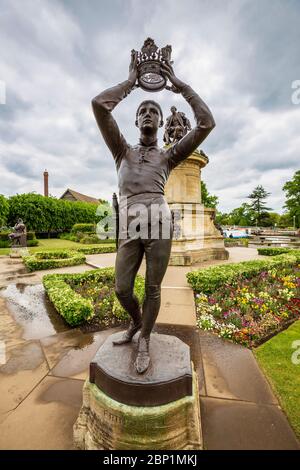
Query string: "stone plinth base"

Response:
xmin=164 ymin=149 xmax=228 ymax=266
xmin=9 ymin=247 xmax=29 ymax=258
xmin=169 ymin=246 xmax=229 ymax=266
xmin=168 ymin=205 xmax=229 ymax=266
xmin=74 ymin=370 xmax=201 ymax=450
xmin=73 ymin=332 xmax=202 ymax=450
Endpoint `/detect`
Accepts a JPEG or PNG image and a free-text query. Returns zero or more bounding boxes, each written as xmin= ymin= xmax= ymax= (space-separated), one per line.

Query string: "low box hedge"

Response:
xmin=186 ymin=252 xmax=300 ymax=294
xmin=224 ymin=237 xmax=249 ymax=247
xmin=257 ymin=247 xmax=298 ymax=256
xmin=75 ymin=245 xmax=116 ymax=255
xmin=43 ymin=275 xmax=94 ymax=325
xmin=23 ymin=250 xmax=86 ymax=271
xmin=71 ymin=223 xmax=95 ymax=234
xmin=58 ymin=232 xmax=79 ymax=242
xmin=43 ymin=268 xmax=144 ymax=326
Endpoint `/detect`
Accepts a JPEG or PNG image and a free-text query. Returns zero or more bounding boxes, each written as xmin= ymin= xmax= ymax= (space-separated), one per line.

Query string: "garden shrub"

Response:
xmin=27 ymin=239 xmax=39 ymax=247
xmin=43 ymin=268 xmax=144 ymax=326
xmin=58 ymin=232 xmax=79 ymax=242
xmin=224 ymin=237 xmax=249 ymax=247
xmin=0 ymin=195 xmax=9 ymax=226
xmin=79 ymin=234 xmax=100 ymax=244
xmin=257 ymin=247 xmax=293 ymax=256
xmin=75 ymin=245 xmax=116 ymax=255
xmin=23 ymin=250 xmax=85 ymax=271
xmin=186 ymin=253 xmax=300 ymax=294
xmin=8 ymin=193 xmax=101 ymax=232
xmin=71 ymin=223 xmax=96 ymax=234
xmin=43 ymin=276 xmax=94 ymax=326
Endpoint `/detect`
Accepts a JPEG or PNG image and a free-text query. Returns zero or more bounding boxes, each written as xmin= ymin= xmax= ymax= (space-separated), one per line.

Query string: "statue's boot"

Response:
xmin=135 ymin=336 xmax=150 ymax=374
xmin=112 ymin=317 xmax=142 ymax=346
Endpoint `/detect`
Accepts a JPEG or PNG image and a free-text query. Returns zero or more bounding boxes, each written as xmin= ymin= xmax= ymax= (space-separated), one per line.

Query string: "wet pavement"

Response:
xmin=1 ymin=283 xmax=68 ymax=340
xmin=0 ymin=248 xmax=299 ymax=449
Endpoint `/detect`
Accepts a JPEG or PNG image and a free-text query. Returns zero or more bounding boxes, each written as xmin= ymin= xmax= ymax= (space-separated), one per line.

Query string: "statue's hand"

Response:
xmin=161 ymin=60 xmax=185 ymax=93
xmin=128 ymin=50 xmax=139 ymax=88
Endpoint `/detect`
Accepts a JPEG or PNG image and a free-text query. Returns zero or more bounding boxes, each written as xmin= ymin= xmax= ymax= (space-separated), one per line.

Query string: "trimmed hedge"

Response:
xmin=71 ymin=223 xmax=95 ymax=234
xmin=23 ymin=250 xmax=86 ymax=271
xmin=257 ymin=247 xmax=296 ymax=256
xmin=43 ymin=276 xmax=94 ymax=326
xmin=75 ymin=245 xmax=116 ymax=255
xmin=8 ymin=193 xmax=101 ymax=232
xmin=79 ymin=234 xmax=102 ymax=244
xmin=186 ymin=253 xmax=300 ymax=294
xmin=224 ymin=238 xmax=249 ymax=247
xmin=0 ymin=195 xmax=9 ymax=226
xmin=27 ymin=239 xmax=39 ymax=247
xmin=43 ymin=268 xmax=144 ymax=326
xmin=58 ymin=233 xmax=78 ymax=242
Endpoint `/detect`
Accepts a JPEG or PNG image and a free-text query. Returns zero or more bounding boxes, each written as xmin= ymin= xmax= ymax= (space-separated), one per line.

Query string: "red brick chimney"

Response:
xmin=43 ymin=169 xmax=49 ymax=197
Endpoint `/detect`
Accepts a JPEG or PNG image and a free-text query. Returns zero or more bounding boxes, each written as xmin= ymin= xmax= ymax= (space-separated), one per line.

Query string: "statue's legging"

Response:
xmin=115 ymin=224 xmax=173 ymax=339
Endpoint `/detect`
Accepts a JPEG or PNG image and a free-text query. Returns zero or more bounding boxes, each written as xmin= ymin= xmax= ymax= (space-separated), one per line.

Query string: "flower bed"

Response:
xmin=23 ymin=250 xmax=85 ymax=271
xmin=187 ymin=253 xmax=300 ymax=347
xmin=43 ymin=268 xmax=144 ymax=327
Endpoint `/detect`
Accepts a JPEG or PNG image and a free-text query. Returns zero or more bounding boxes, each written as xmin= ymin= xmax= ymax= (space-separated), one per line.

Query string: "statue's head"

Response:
xmin=171 ymin=106 xmax=177 ymax=114
xmin=17 ymin=218 xmax=23 ymax=224
xmin=135 ymin=100 xmax=164 ymax=134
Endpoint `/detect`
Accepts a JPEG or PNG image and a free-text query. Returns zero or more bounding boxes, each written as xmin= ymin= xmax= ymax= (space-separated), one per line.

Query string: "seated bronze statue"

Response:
xmin=163 ymin=106 xmax=192 ymax=144
xmin=92 ymin=52 xmax=215 ymax=374
xmin=8 ymin=218 xmax=27 ymax=247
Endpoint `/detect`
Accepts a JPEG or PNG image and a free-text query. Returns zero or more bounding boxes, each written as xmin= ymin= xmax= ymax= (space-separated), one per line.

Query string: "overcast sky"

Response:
xmin=0 ymin=0 xmax=299 ymax=213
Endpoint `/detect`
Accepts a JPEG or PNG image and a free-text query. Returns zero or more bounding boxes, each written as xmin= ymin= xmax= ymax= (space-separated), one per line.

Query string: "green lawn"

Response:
xmin=254 ymin=320 xmax=300 ymax=439
xmin=0 ymin=238 xmax=95 ymax=256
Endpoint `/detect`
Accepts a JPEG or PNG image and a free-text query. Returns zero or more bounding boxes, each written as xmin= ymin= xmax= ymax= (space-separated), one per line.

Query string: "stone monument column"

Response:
xmin=165 ymin=149 xmax=229 ymax=265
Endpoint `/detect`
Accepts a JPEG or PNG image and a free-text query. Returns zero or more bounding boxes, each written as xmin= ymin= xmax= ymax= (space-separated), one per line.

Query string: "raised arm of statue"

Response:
xmin=91 ymin=52 xmax=138 ymax=168
xmin=161 ymin=61 xmax=215 ymax=169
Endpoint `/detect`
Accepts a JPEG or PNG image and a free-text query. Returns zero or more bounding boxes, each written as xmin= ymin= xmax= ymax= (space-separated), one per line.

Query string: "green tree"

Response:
xmin=259 ymin=211 xmax=280 ymax=227
xmin=278 ymin=212 xmax=293 ymax=228
xmin=247 ymin=185 xmax=272 ymax=224
xmin=8 ymin=193 xmax=101 ymax=232
xmin=283 ymin=170 xmax=300 ymax=228
xmin=0 ymin=195 xmax=9 ymax=227
xmin=201 ymin=181 xmax=218 ymax=208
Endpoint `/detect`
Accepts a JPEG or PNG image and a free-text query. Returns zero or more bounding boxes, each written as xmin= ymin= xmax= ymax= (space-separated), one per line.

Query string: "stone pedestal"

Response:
xmin=9 ymin=247 xmax=29 ymax=258
xmin=74 ymin=332 xmax=202 ymax=450
xmin=165 ymin=149 xmax=228 ymax=265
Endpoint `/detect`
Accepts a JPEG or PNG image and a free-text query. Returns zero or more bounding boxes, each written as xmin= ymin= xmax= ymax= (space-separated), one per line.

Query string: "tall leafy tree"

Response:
xmin=201 ymin=181 xmax=218 ymax=208
xmin=283 ymin=170 xmax=300 ymax=228
xmin=0 ymin=195 xmax=9 ymax=227
xmin=247 ymin=185 xmax=272 ymax=224
xmin=216 ymin=203 xmax=255 ymax=226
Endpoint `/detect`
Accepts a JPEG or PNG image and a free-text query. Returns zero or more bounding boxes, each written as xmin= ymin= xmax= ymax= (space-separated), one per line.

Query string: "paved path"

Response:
xmin=0 ymin=247 xmax=298 ymax=449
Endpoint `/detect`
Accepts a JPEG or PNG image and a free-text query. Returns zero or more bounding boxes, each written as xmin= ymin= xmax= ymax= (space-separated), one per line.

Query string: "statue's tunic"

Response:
xmin=93 ymin=79 xmax=214 ymax=202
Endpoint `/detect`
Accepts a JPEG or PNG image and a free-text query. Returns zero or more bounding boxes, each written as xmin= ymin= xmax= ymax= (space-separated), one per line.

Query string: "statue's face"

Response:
xmin=171 ymin=106 xmax=177 ymax=114
xmin=136 ymin=103 xmax=161 ymax=133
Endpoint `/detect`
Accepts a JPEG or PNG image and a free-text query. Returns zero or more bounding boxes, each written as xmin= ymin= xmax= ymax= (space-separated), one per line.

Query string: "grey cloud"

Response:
xmin=0 ymin=0 xmax=299 ymax=211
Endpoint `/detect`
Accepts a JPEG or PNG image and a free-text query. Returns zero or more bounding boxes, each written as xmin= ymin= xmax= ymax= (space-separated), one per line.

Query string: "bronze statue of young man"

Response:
xmin=92 ymin=52 xmax=215 ymax=374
